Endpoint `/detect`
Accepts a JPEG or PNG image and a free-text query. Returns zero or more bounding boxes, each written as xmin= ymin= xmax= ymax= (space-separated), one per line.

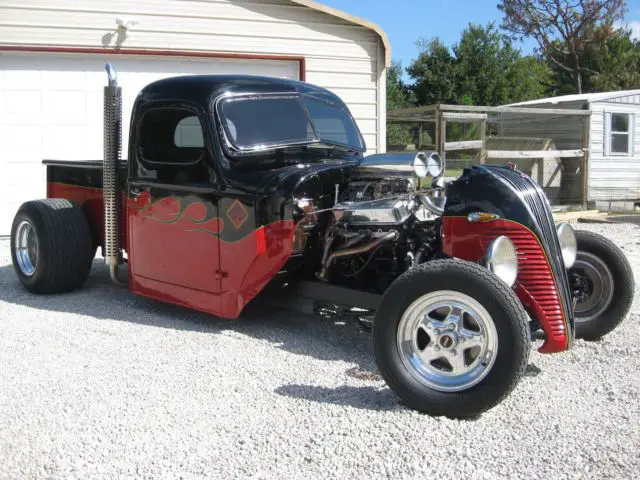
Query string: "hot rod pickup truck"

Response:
xmin=10 ymin=65 xmax=634 ymax=418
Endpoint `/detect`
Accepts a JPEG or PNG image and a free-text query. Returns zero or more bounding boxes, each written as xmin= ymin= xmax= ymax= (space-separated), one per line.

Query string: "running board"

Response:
xmin=260 ymin=281 xmax=382 ymax=316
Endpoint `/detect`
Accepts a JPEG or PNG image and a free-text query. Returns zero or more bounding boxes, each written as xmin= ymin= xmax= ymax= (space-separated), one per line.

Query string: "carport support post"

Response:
xmin=582 ymin=114 xmax=591 ymax=209
xmin=480 ymin=118 xmax=487 ymax=164
xmin=436 ymin=106 xmax=446 ymax=159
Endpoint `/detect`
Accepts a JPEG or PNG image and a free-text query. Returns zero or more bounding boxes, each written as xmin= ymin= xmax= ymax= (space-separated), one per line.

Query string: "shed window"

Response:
xmin=607 ymin=112 xmax=632 ymax=155
xmin=139 ymin=108 xmax=205 ymax=165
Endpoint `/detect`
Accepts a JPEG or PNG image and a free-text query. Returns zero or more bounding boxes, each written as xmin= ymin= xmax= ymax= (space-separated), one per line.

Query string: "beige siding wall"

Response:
xmin=589 ymin=101 xmax=640 ymax=200
xmin=0 ymin=0 xmax=383 ymax=152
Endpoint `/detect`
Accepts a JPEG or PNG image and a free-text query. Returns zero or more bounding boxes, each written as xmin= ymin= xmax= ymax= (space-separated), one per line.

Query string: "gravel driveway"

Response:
xmin=1 ymin=222 xmax=639 ymax=479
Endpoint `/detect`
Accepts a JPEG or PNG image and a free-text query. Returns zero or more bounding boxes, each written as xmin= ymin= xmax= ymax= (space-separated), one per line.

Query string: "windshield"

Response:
xmin=218 ymin=94 xmax=366 ymax=153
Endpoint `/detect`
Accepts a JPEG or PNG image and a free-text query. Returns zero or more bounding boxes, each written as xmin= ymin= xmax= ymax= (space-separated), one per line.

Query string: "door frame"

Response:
xmin=0 ymin=46 xmax=306 ymax=81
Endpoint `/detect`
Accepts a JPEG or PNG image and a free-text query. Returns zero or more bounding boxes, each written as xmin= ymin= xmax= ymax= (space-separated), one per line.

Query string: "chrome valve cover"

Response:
xmin=333 ymin=198 xmax=412 ymax=226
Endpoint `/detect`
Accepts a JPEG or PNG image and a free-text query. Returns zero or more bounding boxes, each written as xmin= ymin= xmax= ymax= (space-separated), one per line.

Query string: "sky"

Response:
xmin=319 ymin=0 xmax=640 ymax=82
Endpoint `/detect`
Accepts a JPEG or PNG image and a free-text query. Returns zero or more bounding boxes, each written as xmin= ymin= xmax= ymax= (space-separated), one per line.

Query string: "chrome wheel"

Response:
xmin=397 ymin=290 xmax=498 ymax=392
xmin=14 ymin=220 xmax=38 ymax=277
xmin=573 ymin=251 xmax=614 ymax=323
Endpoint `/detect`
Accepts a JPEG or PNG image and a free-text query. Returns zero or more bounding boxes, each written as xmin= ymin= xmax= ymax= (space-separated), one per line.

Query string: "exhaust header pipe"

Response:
xmin=103 ymin=63 xmax=124 ymax=284
xmin=318 ymin=230 xmax=399 ymax=281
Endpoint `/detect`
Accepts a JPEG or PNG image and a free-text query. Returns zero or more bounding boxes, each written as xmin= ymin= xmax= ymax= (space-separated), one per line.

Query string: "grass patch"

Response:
xmin=445 ymin=168 xmax=464 ymax=178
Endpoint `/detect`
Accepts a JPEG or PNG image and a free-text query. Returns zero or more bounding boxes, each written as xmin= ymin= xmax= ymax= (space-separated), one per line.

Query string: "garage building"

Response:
xmin=0 ymin=0 xmax=390 ymax=235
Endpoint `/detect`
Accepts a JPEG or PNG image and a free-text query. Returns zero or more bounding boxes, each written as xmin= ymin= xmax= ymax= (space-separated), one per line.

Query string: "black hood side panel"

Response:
xmin=444 ymin=166 xmax=537 ymax=232
xmin=221 ymin=161 xmax=355 ymax=226
xmin=223 ymin=161 xmax=355 ymax=198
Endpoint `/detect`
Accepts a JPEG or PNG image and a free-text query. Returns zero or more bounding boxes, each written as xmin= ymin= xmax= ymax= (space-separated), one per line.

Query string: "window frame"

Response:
xmin=136 ymin=105 xmax=207 ymax=167
xmin=606 ymin=111 xmax=634 ymax=157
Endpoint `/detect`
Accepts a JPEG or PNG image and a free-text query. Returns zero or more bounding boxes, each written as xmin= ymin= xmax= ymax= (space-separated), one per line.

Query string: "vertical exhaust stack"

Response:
xmin=103 ymin=63 xmax=124 ymax=284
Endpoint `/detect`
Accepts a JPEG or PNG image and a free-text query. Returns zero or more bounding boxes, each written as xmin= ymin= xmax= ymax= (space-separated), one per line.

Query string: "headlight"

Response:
xmin=426 ymin=152 xmax=443 ymax=177
xmin=556 ymin=222 xmax=577 ymax=268
xmin=413 ymin=152 xmax=443 ymax=178
xmin=413 ymin=153 xmax=428 ymax=178
xmin=484 ymin=236 xmax=518 ymax=287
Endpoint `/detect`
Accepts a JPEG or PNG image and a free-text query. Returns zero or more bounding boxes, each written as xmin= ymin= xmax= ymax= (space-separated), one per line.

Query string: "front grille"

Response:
xmin=484 ymin=166 xmax=575 ymax=346
xmin=481 ymin=227 xmax=568 ymax=347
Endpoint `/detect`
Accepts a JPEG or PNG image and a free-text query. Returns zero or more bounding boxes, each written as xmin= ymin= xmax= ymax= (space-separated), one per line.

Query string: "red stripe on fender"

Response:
xmin=256 ymin=226 xmax=267 ymax=256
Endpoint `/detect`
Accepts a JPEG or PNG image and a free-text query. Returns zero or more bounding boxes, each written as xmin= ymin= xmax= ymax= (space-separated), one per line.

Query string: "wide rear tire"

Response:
xmin=373 ymin=259 xmax=530 ymax=418
xmin=10 ymin=199 xmax=95 ymax=294
xmin=570 ymin=230 xmax=634 ymax=341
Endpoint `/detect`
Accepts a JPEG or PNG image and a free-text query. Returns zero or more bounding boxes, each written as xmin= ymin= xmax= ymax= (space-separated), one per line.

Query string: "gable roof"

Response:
xmin=290 ymin=0 xmax=391 ymax=67
xmin=509 ymin=89 xmax=640 ymax=106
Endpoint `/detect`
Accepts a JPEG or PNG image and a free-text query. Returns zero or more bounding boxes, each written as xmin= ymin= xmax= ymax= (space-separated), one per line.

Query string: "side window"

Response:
xmin=606 ymin=112 xmax=633 ymax=155
xmin=139 ymin=108 xmax=205 ymax=165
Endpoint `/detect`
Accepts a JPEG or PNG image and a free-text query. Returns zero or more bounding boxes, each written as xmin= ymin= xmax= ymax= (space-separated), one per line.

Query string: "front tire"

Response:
xmin=10 ymin=199 xmax=95 ymax=294
xmin=570 ymin=230 xmax=634 ymax=340
xmin=373 ymin=259 xmax=530 ymax=418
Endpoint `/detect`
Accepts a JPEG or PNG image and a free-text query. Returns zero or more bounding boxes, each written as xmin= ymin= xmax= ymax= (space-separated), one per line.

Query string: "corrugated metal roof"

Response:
xmin=509 ymin=89 xmax=640 ymax=106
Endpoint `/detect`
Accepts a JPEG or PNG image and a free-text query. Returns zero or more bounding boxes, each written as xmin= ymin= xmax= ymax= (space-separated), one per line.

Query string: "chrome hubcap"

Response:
xmin=573 ymin=252 xmax=614 ymax=322
xmin=14 ymin=220 xmax=38 ymax=277
xmin=397 ymin=291 xmax=498 ymax=392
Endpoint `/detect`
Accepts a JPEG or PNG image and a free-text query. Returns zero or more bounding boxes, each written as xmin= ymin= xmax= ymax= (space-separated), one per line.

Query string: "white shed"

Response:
xmin=511 ymin=90 xmax=640 ymax=207
xmin=0 ymin=0 xmax=390 ymax=235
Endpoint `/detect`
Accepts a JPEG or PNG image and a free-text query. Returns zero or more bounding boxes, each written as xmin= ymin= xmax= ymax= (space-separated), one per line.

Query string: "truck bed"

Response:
xmin=43 ymin=159 xmax=128 ymax=249
xmin=44 ymin=159 xmax=128 ymax=187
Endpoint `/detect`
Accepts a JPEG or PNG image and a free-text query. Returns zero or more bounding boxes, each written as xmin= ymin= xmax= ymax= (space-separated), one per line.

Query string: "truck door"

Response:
xmin=126 ymin=106 xmax=222 ymax=315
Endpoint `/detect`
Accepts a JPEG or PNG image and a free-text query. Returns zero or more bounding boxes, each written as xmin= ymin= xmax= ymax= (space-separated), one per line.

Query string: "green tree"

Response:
xmin=387 ymin=60 xmax=413 ymax=109
xmin=454 ymin=23 xmax=506 ymax=105
xmin=454 ymin=23 xmax=550 ymax=105
xmin=407 ymin=38 xmax=458 ymax=105
xmin=386 ymin=61 xmax=416 ymax=147
xmin=406 ymin=23 xmax=551 ymax=107
xmin=590 ymin=28 xmax=640 ymax=91
xmin=548 ymin=27 xmax=640 ymax=94
xmin=499 ymin=0 xmax=627 ymax=94
xmin=503 ymin=55 xmax=552 ymax=102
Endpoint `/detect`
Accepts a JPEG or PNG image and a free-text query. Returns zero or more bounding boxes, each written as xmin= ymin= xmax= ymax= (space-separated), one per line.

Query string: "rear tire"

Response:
xmin=373 ymin=259 xmax=530 ymax=418
xmin=10 ymin=199 xmax=95 ymax=294
xmin=570 ymin=230 xmax=634 ymax=341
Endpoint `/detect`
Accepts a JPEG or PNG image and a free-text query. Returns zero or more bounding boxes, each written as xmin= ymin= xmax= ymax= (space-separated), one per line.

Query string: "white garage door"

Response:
xmin=0 ymin=53 xmax=299 ymax=235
